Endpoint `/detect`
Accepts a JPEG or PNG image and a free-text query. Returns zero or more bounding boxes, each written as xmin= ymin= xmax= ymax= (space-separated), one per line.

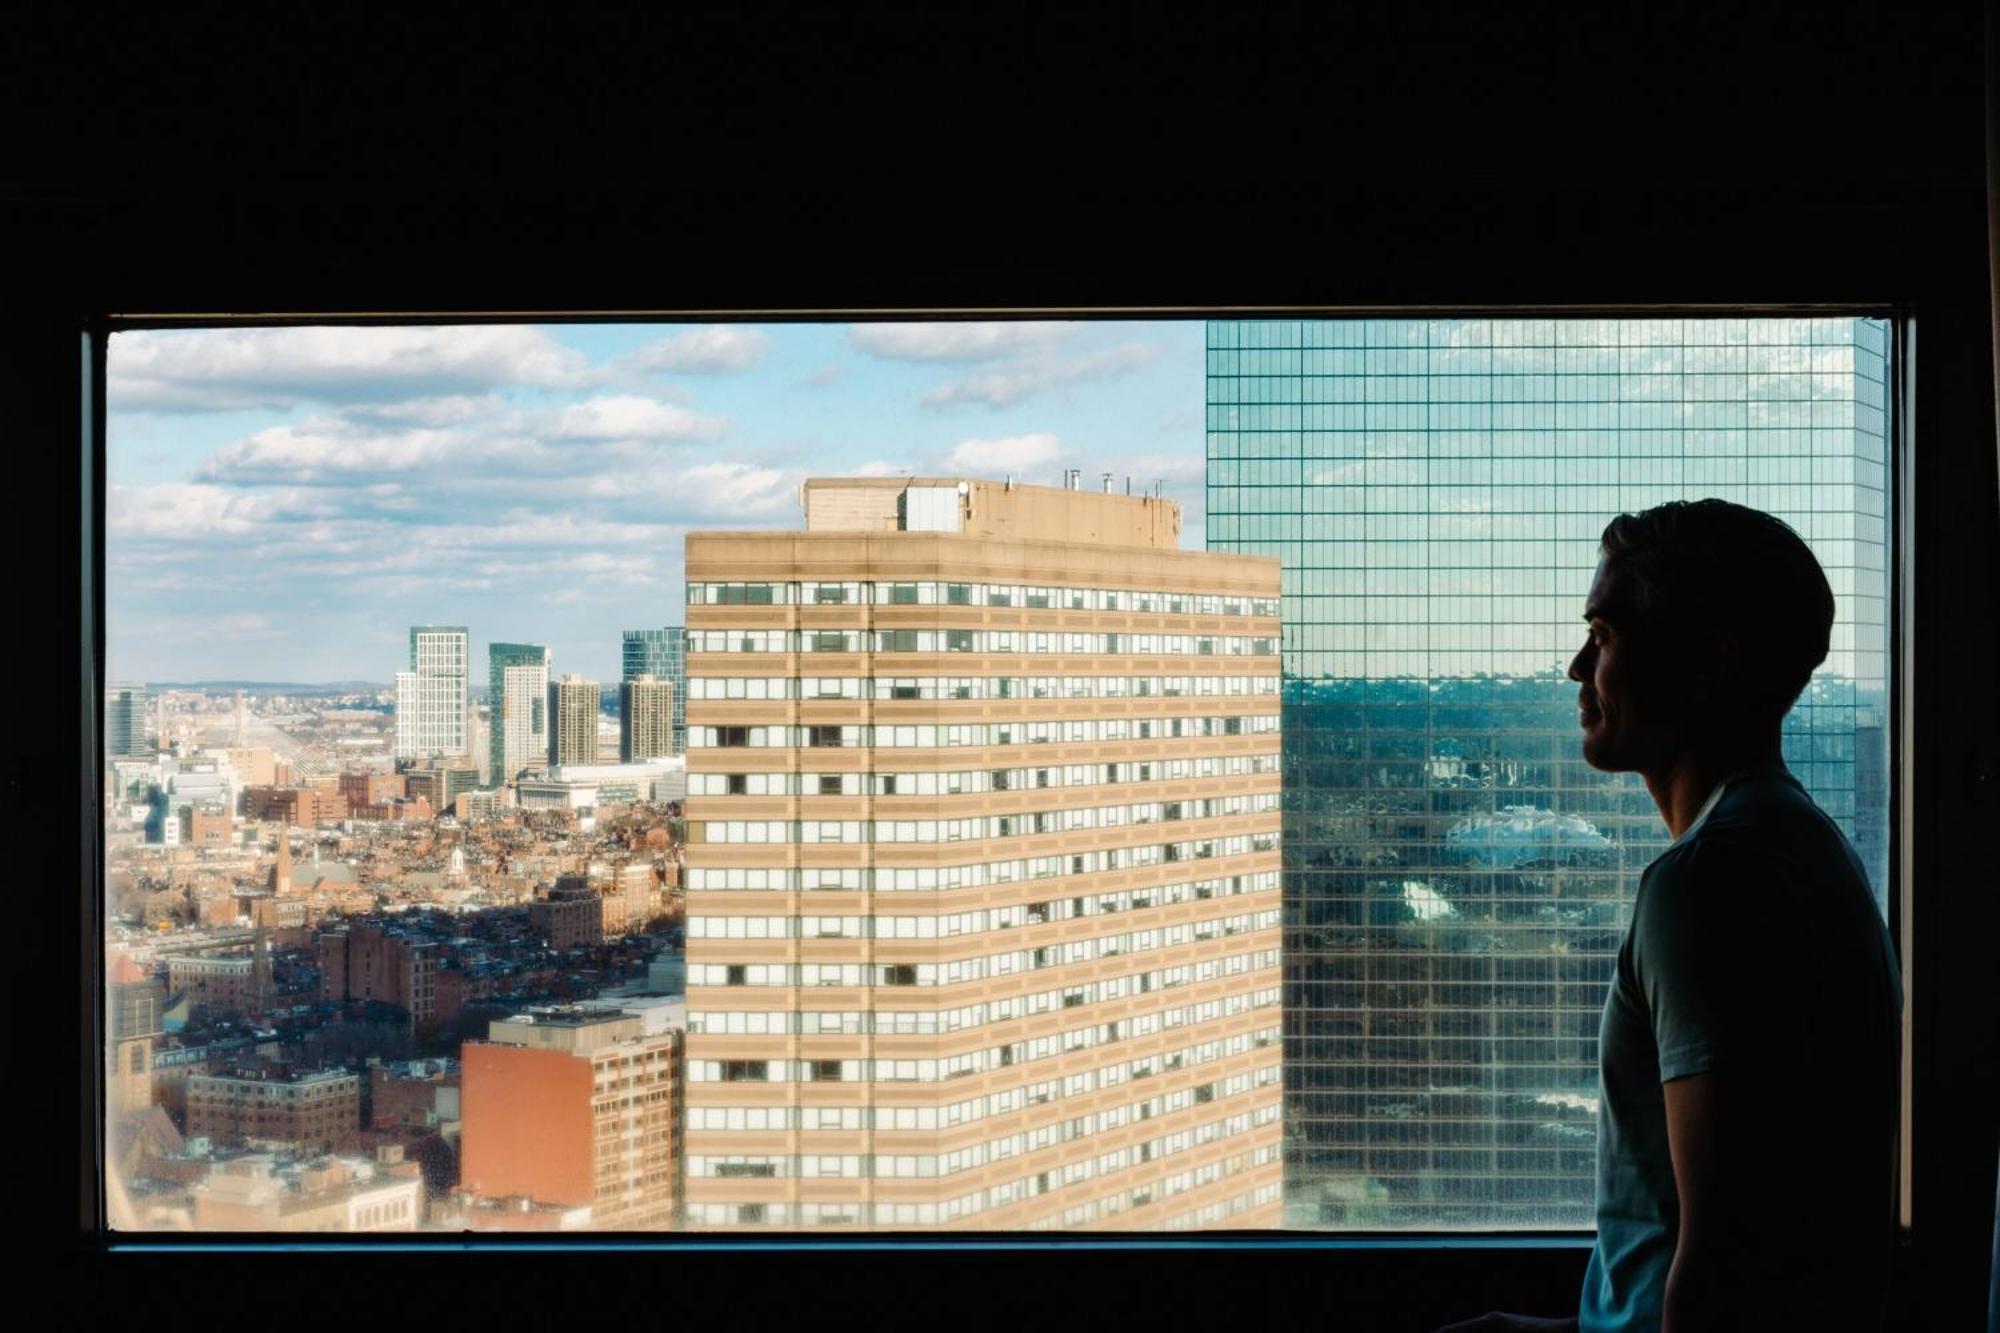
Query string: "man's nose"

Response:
xmin=1566 ymin=641 xmax=1591 ymax=683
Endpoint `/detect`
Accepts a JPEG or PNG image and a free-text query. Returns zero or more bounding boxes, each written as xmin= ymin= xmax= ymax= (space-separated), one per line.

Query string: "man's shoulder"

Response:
xmin=1649 ymin=778 xmax=1846 ymax=880
xmin=1635 ymin=822 xmax=1807 ymax=938
xmin=1641 ymin=826 xmax=1783 ymax=890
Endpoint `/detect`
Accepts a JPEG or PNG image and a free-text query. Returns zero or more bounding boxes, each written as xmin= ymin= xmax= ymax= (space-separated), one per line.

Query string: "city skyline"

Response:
xmin=106 ymin=322 xmax=1210 ymax=685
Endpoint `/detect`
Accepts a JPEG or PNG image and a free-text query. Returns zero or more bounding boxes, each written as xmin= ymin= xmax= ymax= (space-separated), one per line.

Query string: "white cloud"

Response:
xmin=109 ymin=326 xmax=598 ymax=411
xmin=923 ymin=343 xmax=1161 ymax=410
xmin=199 ymin=418 xmax=510 ymax=481
xmin=352 ymin=394 xmax=507 ymax=427
xmin=551 ymin=395 xmax=729 ymax=442
xmin=626 ymin=327 xmax=771 ymax=375
xmin=680 ymin=461 xmax=797 ymax=515
xmin=847 ymin=460 xmax=913 ymax=477
xmin=193 ymin=393 xmax=726 ymax=488
xmin=940 ymin=432 xmax=1066 ymax=476
xmin=797 ymin=363 xmax=845 ymax=389
xmin=849 ymin=322 xmax=1071 ymax=363
xmin=107 ymin=483 xmax=326 ymax=539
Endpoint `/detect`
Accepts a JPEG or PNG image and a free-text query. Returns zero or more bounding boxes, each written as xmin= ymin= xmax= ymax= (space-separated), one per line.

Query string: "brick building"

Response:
xmin=339 ymin=772 xmax=407 ymax=813
xmin=186 ymin=1064 xmax=361 ymax=1153
xmin=350 ymin=796 xmax=435 ymax=823
xmin=529 ymin=874 xmax=604 ymax=951
xmin=316 ymin=923 xmax=464 ymax=1028
xmin=167 ymin=951 xmax=262 ymax=1019
xmin=181 ymin=807 xmax=234 ymax=846
xmin=244 ymin=784 xmax=346 ymax=827
xmin=369 ymin=1058 xmax=461 ymax=1130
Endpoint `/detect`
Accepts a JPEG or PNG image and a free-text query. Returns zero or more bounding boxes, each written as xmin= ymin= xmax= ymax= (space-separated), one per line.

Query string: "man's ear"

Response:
xmin=1691 ymin=634 xmax=1738 ymax=705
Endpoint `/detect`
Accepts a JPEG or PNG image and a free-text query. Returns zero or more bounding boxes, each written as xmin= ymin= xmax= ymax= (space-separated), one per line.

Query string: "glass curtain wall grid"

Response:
xmin=1204 ymin=316 xmax=1891 ymax=1229
xmin=625 ymin=628 xmax=688 ymax=756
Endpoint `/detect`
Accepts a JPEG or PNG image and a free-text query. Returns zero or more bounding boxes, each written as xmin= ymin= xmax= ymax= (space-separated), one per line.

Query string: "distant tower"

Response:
xmin=395 ymin=625 xmax=470 ymax=763
xmin=233 ymin=689 xmax=247 ymax=746
xmin=104 ymin=683 xmax=150 ymax=760
xmin=548 ymin=675 xmax=601 ymax=767
xmin=448 ymin=845 xmax=467 ymax=878
xmin=620 ymin=675 xmax=674 ymax=763
xmin=270 ymin=827 xmax=293 ymax=896
xmin=622 ymin=628 xmax=687 ymax=755
xmin=489 ymin=643 xmax=551 ymax=783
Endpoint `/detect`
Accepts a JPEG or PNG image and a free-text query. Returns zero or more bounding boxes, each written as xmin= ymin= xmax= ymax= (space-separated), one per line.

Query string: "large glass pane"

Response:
xmin=1205 ymin=316 xmax=1892 ymax=1229
xmin=100 ymin=317 xmax=1890 ymax=1235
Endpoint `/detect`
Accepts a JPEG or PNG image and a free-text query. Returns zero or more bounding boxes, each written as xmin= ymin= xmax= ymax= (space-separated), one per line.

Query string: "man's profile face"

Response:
xmin=1567 ymin=557 xmax=1685 ymax=775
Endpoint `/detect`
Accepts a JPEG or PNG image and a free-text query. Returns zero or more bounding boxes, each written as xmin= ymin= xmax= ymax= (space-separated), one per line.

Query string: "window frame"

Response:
xmin=67 ymin=304 xmax=1982 ymax=1301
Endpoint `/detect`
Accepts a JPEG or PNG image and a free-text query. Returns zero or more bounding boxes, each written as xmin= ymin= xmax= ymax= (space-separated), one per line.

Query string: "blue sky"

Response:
xmin=107 ymin=322 xmax=1208 ymax=685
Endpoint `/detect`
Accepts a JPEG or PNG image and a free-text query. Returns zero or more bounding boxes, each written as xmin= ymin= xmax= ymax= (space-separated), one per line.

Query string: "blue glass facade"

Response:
xmin=1205 ymin=317 xmax=1891 ymax=1227
xmin=622 ymin=627 xmax=687 ymax=756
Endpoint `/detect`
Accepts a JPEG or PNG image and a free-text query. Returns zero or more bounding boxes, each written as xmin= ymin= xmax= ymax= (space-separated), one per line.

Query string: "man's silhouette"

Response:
xmin=1438 ymin=500 xmax=1901 ymax=1332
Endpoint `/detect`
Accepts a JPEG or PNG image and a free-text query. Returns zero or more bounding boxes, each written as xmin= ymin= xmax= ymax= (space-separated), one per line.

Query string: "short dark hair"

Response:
xmin=1599 ymin=499 xmax=1834 ymax=722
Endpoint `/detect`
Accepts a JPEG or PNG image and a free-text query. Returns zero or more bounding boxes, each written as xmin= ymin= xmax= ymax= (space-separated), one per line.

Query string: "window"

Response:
xmin=100 ymin=313 xmax=1904 ymax=1246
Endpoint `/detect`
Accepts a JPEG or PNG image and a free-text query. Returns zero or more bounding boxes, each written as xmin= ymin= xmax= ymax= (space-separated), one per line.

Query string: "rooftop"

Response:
xmin=497 ymin=1004 xmax=628 ymax=1029
xmin=796 ymin=475 xmax=1182 ymax=550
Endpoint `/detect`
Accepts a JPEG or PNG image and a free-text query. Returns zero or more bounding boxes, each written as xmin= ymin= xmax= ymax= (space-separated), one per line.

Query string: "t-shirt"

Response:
xmin=1578 ymin=765 xmax=1902 ymax=1332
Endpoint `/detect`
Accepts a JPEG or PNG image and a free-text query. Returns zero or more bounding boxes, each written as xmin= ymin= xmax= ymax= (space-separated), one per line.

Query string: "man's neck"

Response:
xmin=1642 ymin=732 xmax=1788 ymax=839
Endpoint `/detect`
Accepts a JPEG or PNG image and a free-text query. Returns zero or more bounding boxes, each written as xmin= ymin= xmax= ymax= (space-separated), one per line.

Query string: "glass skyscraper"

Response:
xmin=1204 ymin=317 xmax=1891 ymax=1228
xmin=622 ymin=627 xmax=687 ymax=756
xmin=488 ymin=642 xmax=550 ymax=784
xmin=104 ymin=682 xmax=150 ymax=760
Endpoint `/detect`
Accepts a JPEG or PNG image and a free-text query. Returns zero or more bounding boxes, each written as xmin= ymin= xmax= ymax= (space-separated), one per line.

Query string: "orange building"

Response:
xmin=460 ymin=1007 xmax=680 ymax=1230
xmin=182 ymin=807 xmax=233 ymax=846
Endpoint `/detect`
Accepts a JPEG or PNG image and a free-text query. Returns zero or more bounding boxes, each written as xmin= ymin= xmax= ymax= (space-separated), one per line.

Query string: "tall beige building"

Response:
xmin=621 ymin=675 xmax=675 ymax=763
xmin=681 ymin=477 xmax=1284 ymax=1231
xmin=548 ymin=674 xmax=601 ymax=767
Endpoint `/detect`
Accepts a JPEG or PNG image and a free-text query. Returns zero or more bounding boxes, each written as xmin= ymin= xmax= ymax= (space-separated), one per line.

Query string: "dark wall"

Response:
xmin=18 ymin=3 xmax=1995 ymax=1328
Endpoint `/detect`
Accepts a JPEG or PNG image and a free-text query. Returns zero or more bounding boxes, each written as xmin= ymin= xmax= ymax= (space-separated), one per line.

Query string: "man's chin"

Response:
xmin=1579 ymin=736 xmax=1630 ymax=773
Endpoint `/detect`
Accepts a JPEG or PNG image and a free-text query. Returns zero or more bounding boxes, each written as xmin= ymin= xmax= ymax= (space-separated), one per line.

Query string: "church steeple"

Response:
xmin=270 ymin=826 xmax=292 ymax=896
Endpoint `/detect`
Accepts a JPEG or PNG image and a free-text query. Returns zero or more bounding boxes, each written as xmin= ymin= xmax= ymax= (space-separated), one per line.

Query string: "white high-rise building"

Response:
xmin=394 ymin=626 xmax=469 ymax=762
